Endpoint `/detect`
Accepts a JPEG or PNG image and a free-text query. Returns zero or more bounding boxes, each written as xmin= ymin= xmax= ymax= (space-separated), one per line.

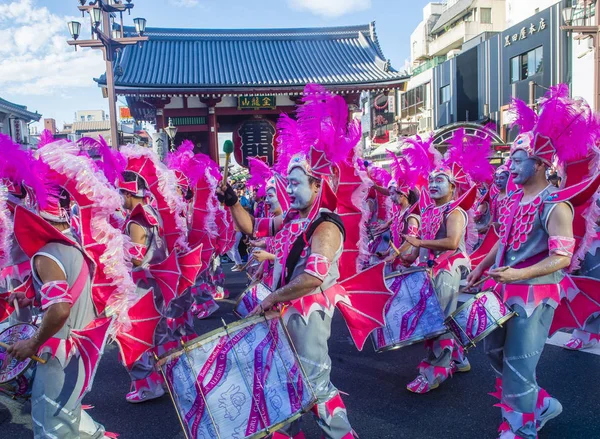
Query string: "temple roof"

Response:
xmin=97 ymin=23 xmax=407 ymax=94
xmin=0 ymin=97 xmax=41 ymax=121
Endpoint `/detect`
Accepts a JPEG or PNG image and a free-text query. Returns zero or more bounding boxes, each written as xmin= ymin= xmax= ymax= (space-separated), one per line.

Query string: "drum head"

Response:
xmin=0 ymin=323 xmax=37 ymax=384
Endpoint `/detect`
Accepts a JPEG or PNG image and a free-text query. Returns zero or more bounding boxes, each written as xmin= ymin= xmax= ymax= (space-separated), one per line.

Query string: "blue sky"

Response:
xmin=0 ymin=0 xmax=432 ymax=130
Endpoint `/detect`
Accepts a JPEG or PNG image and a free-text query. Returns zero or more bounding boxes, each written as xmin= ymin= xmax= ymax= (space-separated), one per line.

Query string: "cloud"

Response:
xmin=0 ymin=0 xmax=105 ymax=96
xmin=288 ymin=0 xmax=372 ymax=17
xmin=168 ymin=0 xmax=200 ymax=6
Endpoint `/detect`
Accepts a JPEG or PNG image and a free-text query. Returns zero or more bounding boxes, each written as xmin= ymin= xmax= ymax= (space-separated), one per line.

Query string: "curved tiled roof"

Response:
xmin=0 ymin=97 xmax=41 ymax=121
xmin=97 ymin=23 xmax=406 ymax=90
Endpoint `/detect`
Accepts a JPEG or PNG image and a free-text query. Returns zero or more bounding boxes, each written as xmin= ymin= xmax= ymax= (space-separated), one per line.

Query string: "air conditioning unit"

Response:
xmin=418 ymin=117 xmax=430 ymax=131
xmin=447 ymin=49 xmax=461 ymax=59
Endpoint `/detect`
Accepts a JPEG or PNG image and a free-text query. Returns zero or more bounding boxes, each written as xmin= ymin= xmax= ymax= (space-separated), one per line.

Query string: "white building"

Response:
xmin=0 ymin=97 xmax=40 ymax=147
xmin=75 ymin=109 xmax=107 ymax=122
xmin=401 ymin=0 xmax=507 ymax=135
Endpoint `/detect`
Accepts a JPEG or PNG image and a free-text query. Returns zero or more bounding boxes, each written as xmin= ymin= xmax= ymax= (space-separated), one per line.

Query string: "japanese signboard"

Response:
xmin=504 ymin=17 xmax=547 ymax=47
xmin=233 ymin=118 xmax=277 ymax=167
xmin=237 ymin=95 xmax=277 ymax=110
xmin=119 ymin=106 xmax=135 ymax=124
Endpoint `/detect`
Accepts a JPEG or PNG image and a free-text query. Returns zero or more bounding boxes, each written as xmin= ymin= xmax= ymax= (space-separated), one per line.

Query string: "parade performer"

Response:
xmin=2 ymin=138 xmax=134 ymax=438
xmin=467 ymin=85 xmax=600 ymax=439
xmin=402 ymin=128 xmax=493 ymax=393
xmin=116 ymin=144 xmax=202 ymax=404
xmin=490 ymin=165 xmax=511 ymax=224
xmin=219 ymin=84 xmax=392 ymax=439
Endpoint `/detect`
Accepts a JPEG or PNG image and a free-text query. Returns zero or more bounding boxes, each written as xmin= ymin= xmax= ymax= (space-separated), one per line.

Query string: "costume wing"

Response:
xmin=550 ymin=275 xmax=600 ymax=336
xmin=115 ymin=290 xmax=163 ymax=369
xmin=177 ymin=244 xmax=204 ymax=295
xmin=470 ymin=226 xmax=499 ymax=270
xmin=148 ymin=251 xmax=181 ymax=312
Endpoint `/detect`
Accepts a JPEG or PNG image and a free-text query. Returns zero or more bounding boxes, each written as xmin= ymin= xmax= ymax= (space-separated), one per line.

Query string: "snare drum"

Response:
xmin=372 ymin=268 xmax=447 ymax=352
xmin=0 ymin=323 xmax=38 ymax=402
xmin=157 ymin=315 xmax=316 ymax=439
xmin=445 ymin=289 xmax=515 ymax=349
xmin=234 ymin=283 xmax=272 ymax=318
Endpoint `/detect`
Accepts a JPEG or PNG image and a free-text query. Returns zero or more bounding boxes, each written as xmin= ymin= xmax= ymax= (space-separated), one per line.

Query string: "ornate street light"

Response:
xmin=133 ymin=17 xmax=146 ymax=36
xmin=67 ymin=21 xmax=82 ymax=40
xmin=165 ymin=118 xmax=178 ymax=152
xmin=67 ymin=0 xmax=148 ymax=148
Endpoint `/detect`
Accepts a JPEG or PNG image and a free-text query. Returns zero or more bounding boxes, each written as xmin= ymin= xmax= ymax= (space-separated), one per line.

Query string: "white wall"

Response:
xmin=505 ymin=0 xmax=560 ymax=27
xmin=571 ymin=36 xmax=596 ymax=110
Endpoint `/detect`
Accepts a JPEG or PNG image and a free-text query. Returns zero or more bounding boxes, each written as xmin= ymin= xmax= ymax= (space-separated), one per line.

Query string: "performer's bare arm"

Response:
xmin=8 ymin=256 xmax=71 ymax=361
xmin=403 ymin=210 xmax=465 ymax=252
xmin=129 ymin=223 xmax=147 ymax=267
xmin=217 ymin=185 xmax=283 ymax=235
xmin=489 ymin=202 xmax=573 ymax=283
xmin=465 ymin=241 xmax=500 ymax=287
xmin=371 ymin=184 xmax=390 ymax=196
xmin=398 ymin=217 xmax=420 ymax=264
xmin=252 ymin=222 xmax=341 ymax=313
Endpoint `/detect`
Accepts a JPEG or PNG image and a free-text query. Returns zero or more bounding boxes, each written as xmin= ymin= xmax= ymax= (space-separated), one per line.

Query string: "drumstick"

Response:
xmin=460 ymin=267 xmax=509 ymax=293
xmin=0 ymin=341 xmax=46 ymax=364
xmin=13 ymin=298 xmax=20 ymax=317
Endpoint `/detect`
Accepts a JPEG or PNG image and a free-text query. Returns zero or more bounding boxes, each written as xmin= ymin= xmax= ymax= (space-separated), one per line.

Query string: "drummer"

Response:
xmin=466 ymin=86 xmax=596 ymax=439
xmin=401 ymin=130 xmax=493 ymax=394
xmin=8 ymin=187 xmax=107 ymax=438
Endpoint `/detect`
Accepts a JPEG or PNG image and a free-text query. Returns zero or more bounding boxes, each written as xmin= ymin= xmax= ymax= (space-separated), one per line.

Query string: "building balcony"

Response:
xmin=428 ymin=20 xmax=467 ymax=57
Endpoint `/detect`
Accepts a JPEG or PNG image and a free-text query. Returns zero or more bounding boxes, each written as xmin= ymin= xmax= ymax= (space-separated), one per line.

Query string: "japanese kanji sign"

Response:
xmin=237 ymin=95 xmax=277 ymax=110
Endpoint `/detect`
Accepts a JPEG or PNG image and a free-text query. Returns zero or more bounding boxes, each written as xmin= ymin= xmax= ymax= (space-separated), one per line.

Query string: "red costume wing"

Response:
xmin=0 ymin=290 xmax=13 ymax=322
xmin=335 ymin=263 xmax=393 ymax=351
xmin=450 ymin=184 xmax=478 ymax=213
xmin=336 ymin=159 xmax=365 ymax=282
xmin=177 ymin=244 xmax=204 ymax=295
xmin=550 ymin=276 xmax=600 ymax=336
xmin=148 ymin=251 xmax=180 ymax=311
xmin=115 ymin=290 xmax=162 ymax=368
xmin=562 ymin=154 xmax=595 ymax=188
xmin=547 ymin=173 xmax=600 ymax=208
xmin=13 ymin=206 xmax=75 ymax=258
xmin=470 ymin=226 xmax=499 ymax=269
xmin=70 ymin=316 xmax=113 ymax=402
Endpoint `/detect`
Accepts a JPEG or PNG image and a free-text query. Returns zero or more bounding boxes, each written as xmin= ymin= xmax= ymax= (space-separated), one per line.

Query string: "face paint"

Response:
xmin=509 ymin=150 xmax=538 ymax=185
xmin=494 ymin=172 xmax=509 ymax=191
xmin=265 ymin=188 xmax=280 ymax=212
xmin=286 ymin=168 xmax=317 ymax=211
xmin=428 ymin=174 xmax=452 ymax=200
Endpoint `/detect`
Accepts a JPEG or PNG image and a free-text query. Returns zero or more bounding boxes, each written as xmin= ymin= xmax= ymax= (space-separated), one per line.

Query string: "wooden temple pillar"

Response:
xmin=201 ymin=97 xmax=222 ymax=163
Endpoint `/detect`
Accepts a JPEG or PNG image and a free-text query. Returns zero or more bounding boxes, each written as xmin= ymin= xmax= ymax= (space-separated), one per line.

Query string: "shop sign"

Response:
xmin=504 ymin=17 xmax=547 ymax=47
xmin=238 ymin=95 xmax=276 ymax=110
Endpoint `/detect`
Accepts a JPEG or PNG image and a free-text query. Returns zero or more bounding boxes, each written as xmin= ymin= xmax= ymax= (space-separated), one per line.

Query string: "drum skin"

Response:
xmin=157 ymin=316 xmax=316 ymax=439
xmin=372 ymin=269 xmax=447 ymax=352
xmin=0 ymin=323 xmax=38 ymax=401
xmin=445 ymin=289 xmax=515 ymax=348
xmin=234 ymin=283 xmax=272 ymax=318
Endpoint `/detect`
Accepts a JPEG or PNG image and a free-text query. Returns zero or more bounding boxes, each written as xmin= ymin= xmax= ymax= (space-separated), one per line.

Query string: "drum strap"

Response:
xmin=498 ymin=192 xmax=524 ymax=267
xmin=279 ymin=212 xmax=345 ymax=289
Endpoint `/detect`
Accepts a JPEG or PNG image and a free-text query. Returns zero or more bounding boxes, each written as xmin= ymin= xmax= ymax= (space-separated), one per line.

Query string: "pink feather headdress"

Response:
xmin=0 ymin=183 xmax=11 ymax=269
xmin=510 ymin=84 xmax=599 ymax=165
xmin=247 ymin=157 xmax=273 ymax=198
xmin=78 ymin=136 xmax=126 ymax=186
xmin=167 ymin=140 xmax=196 ymax=192
xmin=279 ymin=84 xmax=361 ymax=183
xmin=37 ymin=129 xmax=55 ymax=149
xmin=0 ymin=133 xmax=51 ymax=208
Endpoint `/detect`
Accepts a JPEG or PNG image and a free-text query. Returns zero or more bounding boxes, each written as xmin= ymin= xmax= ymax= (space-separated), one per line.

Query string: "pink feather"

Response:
xmin=275 ymin=113 xmax=304 ymax=175
xmin=535 ymin=84 xmax=596 ymax=162
xmin=247 ymin=157 xmax=272 ymax=197
xmin=167 ymin=139 xmax=195 ymax=170
xmin=509 ymin=98 xmax=538 ymax=132
xmin=368 ymin=164 xmax=392 ymax=187
xmin=444 ymin=128 xmax=494 ymax=185
xmin=37 ymin=129 xmax=55 ymax=149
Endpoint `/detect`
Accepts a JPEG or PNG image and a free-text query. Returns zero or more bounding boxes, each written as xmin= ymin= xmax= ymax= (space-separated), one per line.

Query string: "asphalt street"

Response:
xmin=1 ymin=265 xmax=600 ymax=439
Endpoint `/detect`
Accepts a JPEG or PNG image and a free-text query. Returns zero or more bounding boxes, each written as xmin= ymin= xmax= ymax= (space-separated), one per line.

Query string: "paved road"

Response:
xmin=2 ymin=265 xmax=600 ymax=438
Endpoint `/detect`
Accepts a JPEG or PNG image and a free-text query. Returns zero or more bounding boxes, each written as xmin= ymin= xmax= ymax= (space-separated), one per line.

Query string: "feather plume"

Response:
xmin=0 ymin=134 xmax=51 ymax=208
xmin=536 ymin=84 xmax=595 ymax=162
xmin=443 ymin=128 xmax=494 ymax=185
xmin=0 ymin=184 xmax=11 ymax=269
xmin=274 ymin=113 xmax=304 ymax=175
xmin=509 ymin=98 xmax=538 ymax=132
xmin=400 ymin=134 xmax=439 ymax=187
xmin=37 ymin=129 xmax=55 ymax=149
xmin=247 ymin=157 xmax=272 ymax=197
xmin=98 ymin=136 xmax=126 ymax=185
xmin=367 ymin=164 xmax=392 ymax=188
xmin=167 ymin=139 xmax=195 ymax=171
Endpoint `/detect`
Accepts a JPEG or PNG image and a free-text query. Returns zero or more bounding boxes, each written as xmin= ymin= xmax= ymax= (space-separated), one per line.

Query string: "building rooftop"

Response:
xmin=72 ymin=120 xmax=112 ymax=132
xmin=431 ymin=0 xmax=474 ymax=34
xmin=0 ymin=97 xmax=41 ymax=121
xmin=96 ymin=23 xmax=407 ymax=93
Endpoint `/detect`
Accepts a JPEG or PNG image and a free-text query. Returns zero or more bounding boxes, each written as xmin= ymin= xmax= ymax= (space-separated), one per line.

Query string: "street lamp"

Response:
xmin=67 ymin=0 xmax=148 ymax=148
xmin=165 ymin=118 xmax=178 ymax=152
xmin=560 ymin=0 xmax=600 ymax=110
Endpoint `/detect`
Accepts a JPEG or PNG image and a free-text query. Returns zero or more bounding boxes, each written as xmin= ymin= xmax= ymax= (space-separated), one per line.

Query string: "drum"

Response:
xmin=372 ymin=267 xmax=447 ymax=352
xmin=0 ymin=323 xmax=38 ymax=402
xmin=234 ymin=283 xmax=272 ymax=318
xmin=366 ymin=230 xmax=391 ymax=268
xmin=157 ymin=315 xmax=316 ymax=439
xmin=445 ymin=289 xmax=515 ymax=349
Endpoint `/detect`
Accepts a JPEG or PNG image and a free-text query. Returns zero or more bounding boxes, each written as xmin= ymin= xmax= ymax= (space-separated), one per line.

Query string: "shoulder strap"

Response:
xmin=280 ymin=212 xmax=345 ymax=288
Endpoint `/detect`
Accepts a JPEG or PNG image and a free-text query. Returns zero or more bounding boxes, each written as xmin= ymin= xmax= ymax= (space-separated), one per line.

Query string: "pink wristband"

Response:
xmin=548 ymin=236 xmax=575 ymax=257
xmin=305 ymin=253 xmax=331 ymax=281
xmin=40 ymin=281 xmax=71 ymax=310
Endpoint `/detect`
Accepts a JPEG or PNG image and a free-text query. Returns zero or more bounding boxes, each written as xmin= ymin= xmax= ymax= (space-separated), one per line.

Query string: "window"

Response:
xmin=509 ymin=46 xmax=543 ymax=83
xmin=480 ymin=7 xmax=492 ymax=24
xmin=400 ymin=83 xmax=428 ymax=119
xmin=87 ymin=115 xmax=93 ymax=121
xmin=439 ymin=85 xmax=450 ymax=104
xmin=80 ymin=116 xmax=85 ymax=121
xmin=464 ymin=10 xmax=474 ymax=22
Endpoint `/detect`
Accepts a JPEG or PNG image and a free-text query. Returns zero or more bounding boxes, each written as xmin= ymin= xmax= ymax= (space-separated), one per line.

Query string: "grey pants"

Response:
xmin=277 ymin=311 xmax=353 ymax=439
xmin=484 ymin=304 xmax=555 ymax=439
xmin=31 ymin=356 xmax=105 ymax=439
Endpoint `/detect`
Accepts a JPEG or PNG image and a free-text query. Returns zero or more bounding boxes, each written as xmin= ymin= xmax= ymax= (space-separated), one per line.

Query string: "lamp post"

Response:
xmin=561 ymin=0 xmax=600 ymax=110
xmin=164 ymin=118 xmax=178 ymax=152
xmin=67 ymin=0 xmax=147 ymax=148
